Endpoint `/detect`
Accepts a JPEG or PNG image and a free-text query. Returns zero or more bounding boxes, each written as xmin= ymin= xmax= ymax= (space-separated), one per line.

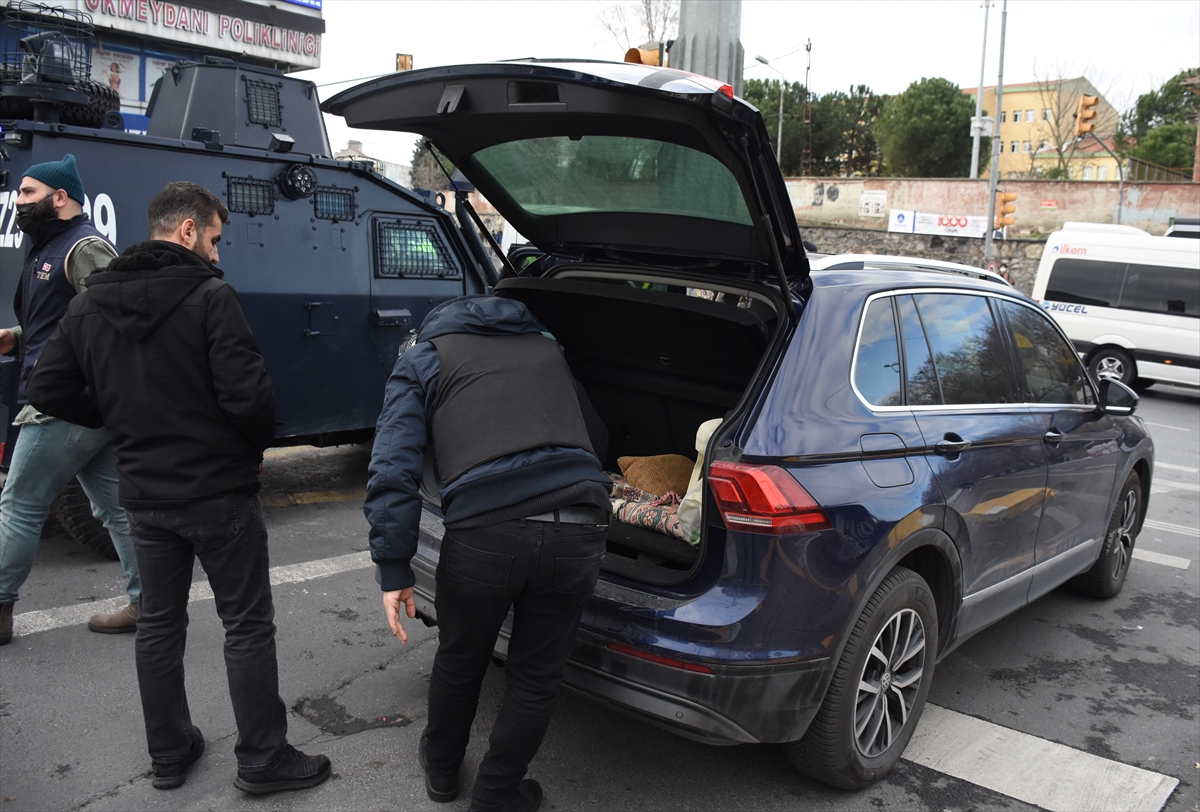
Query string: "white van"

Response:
xmin=1032 ymin=222 xmax=1200 ymax=390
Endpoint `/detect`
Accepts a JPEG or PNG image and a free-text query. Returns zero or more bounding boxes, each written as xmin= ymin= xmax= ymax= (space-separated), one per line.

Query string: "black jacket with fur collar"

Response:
xmin=27 ymin=240 xmax=276 ymax=508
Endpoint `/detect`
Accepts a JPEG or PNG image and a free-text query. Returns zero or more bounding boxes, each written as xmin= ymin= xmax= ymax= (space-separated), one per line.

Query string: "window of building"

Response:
xmin=997 ymin=141 xmax=1005 ymax=153
xmin=1022 ymin=141 xmax=1032 ymax=153
xmin=1001 ymin=111 xmax=1008 ymax=123
xmin=1042 ymin=108 xmax=1052 ymax=120
xmin=1067 ymin=167 xmax=1076 ymax=179
xmin=1039 ymin=140 xmax=1049 ymax=150
xmin=1025 ymin=110 xmax=1034 ymax=122
xmin=1011 ymin=110 xmax=1021 ymax=123
xmin=1082 ymin=166 xmax=1094 ymax=180
xmin=1098 ymin=166 xmax=1108 ymax=180
xmin=1011 ymin=141 xmax=1019 ymax=154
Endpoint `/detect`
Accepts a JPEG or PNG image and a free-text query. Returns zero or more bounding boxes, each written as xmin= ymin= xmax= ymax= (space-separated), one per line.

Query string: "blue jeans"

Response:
xmin=0 ymin=419 xmax=140 ymax=604
xmin=423 ymin=513 xmax=607 ymax=811
xmin=127 ymin=492 xmax=288 ymax=770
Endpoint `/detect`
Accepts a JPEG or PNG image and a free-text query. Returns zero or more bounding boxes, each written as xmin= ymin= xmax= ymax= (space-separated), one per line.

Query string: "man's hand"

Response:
xmin=0 ymin=329 xmax=15 ymax=355
xmin=383 ymin=587 xmax=417 ymax=644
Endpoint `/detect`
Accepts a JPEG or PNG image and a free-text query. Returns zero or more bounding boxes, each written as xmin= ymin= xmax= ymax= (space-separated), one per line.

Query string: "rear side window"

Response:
xmin=897 ymin=295 xmax=940 ymax=405
xmin=1119 ymin=264 xmax=1200 ymax=317
xmin=913 ymin=293 xmax=1014 ymax=405
xmin=854 ymin=298 xmax=902 ymax=406
xmin=1002 ymin=301 xmax=1095 ymax=405
xmin=1045 ymin=258 xmax=1125 ymax=307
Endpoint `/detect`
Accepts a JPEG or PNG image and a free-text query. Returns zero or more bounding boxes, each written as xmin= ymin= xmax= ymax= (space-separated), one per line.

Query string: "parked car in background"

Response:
xmin=1032 ymin=222 xmax=1200 ymax=391
xmin=810 ymin=253 xmax=1012 ymax=286
xmin=325 ymin=60 xmax=1156 ymax=790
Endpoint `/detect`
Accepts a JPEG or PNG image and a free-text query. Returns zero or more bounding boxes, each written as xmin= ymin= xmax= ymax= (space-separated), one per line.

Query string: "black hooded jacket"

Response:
xmin=27 ymin=240 xmax=276 ymax=509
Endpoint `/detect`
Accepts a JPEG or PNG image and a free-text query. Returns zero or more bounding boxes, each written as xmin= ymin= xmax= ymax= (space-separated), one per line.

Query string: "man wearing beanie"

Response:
xmin=0 ymin=153 xmax=141 ymax=646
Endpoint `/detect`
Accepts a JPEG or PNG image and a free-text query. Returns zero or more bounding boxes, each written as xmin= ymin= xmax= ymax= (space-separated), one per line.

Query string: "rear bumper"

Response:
xmin=411 ymin=512 xmax=832 ymax=745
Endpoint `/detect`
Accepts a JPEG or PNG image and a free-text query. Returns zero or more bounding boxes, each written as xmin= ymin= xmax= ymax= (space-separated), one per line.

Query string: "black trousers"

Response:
xmin=126 ymin=491 xmax=288 ymax=771
xmin=424 ymin=514 xmax=607 ymax=811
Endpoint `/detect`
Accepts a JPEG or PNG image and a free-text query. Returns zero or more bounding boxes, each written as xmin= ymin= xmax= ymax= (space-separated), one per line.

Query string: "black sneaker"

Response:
xmin=419 ymin=735 xmax=459 ymax=802
xmin=470 ymin=779 xmax=543 ymax=812
xmin=151 ymin=726 xmax=204 ymax=790
xmin=233 ymin=743 xmax=331 ymax=795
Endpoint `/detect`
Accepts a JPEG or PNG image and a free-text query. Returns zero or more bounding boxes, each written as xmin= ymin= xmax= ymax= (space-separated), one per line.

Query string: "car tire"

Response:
xmin=1072 ymin=471 xmax=1141 ymax=599
xmin=50 ymin=478 xmax=119 ymax=560
xmin=784 ymin=566 xmax=937 ymax=789
xmin=1088 ymin=347 xmax=1136 ymax=387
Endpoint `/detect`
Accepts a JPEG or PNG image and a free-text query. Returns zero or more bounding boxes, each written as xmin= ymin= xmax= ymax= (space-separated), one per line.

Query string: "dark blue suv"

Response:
xmin=325 ymin=60 xmax=1155 ymax=790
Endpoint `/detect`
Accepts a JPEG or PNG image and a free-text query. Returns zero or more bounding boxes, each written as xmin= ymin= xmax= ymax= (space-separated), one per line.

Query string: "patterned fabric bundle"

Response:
xmin=608 ymin=475 xmax=689 ymax=543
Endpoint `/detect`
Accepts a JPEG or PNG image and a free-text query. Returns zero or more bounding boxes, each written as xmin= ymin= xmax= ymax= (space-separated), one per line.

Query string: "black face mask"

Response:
xmin=15 ymin=195 xmax=57 ymax=241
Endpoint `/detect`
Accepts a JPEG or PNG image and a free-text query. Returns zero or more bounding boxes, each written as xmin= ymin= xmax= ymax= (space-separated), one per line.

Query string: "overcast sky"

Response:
xmin=303 ymin=0 xmax=1200 ymax=166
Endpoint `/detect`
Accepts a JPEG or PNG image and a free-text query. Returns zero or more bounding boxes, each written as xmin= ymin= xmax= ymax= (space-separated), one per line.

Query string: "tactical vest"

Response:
xmin=14 ymin=216 xmax=107 ymax=405
xmin=427 ymin=332 xmax=594 ymax=487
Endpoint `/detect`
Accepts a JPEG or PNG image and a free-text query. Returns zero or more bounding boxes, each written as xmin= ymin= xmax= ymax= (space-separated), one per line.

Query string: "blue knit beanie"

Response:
xmin=23 ymin=153 xmax=85 ymax=204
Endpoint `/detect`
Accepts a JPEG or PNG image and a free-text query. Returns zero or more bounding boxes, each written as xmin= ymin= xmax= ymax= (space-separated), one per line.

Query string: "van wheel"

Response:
xmin=784 ymin=567 xmax=937 ymax=789
xmin=50 ymin=479 xmax=119 ymax=560
xmin=1072 ymin=472 xmax=1140 ymax=599
xmin=1088 ymin=348 xmax=1135 ymax=386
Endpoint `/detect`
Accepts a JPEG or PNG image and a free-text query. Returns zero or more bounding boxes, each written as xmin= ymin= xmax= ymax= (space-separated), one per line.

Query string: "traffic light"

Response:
xmin=995 ymin=191 xmax=1017 ymax=229
xmin=624 ymin=43 xmax=662 ymax=67
xmin=1075 ymin=95 xmax=1099 ymax=137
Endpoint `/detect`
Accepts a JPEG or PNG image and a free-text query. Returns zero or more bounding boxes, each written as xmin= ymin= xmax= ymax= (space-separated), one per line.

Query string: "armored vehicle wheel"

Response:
xmin=1072 ymin=471 xmax=1141 ymax=599
xmin=784 ymin=566 xmax=937 ymax=789
xmin=50 ymin=478 xmax=118 ymax=560
xmin=60 ymin=80 xmax=120 ymax=128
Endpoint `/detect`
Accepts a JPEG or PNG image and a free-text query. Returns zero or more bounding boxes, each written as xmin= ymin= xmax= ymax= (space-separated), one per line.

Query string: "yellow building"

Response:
xmin=965 ymin=78 xmax=1120 ymax=179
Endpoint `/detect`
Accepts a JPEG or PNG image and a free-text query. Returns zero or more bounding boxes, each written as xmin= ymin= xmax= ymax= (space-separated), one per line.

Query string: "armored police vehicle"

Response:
xmin=1 ymin=3 xmax=492 ymax=555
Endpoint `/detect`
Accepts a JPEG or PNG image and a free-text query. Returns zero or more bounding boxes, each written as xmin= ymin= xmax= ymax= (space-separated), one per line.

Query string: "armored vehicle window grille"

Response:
xmin=314 ymin=186 xmax=356 ymax=221
xmin=375 ymin=221 xmax=460 ymax=280
xmin=244 ymin=79 xmax=282 ymax=126
xmin=227 ymin=176 xmax=275 ymax=215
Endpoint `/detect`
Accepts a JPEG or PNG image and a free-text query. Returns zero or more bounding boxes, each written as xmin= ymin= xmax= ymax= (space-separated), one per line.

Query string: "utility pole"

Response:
xmin=673 ymin=0 xmax=745 ymax=95
xmin=755 ymin=55 xmax=784 ymax=165
xmin=969 ymin=2 xmax=992 ymax=179
xmin=984 ymin=0 xmax=1007 ymax=266
xmin=803 ymin=39 xmax=812 ymax=175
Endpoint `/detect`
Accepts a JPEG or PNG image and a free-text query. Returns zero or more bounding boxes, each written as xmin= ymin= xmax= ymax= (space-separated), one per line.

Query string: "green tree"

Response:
xmin=743 ymin=79 xmax=884 ymax=176
xmin=1123 ymin=68 xmax=1200 ymax=139
xmin=876 ymin=77 xmax=975 ymax=177
xmin=410 ymin=138 xmax=454 ymax=190
xmin=1131 ymin=121 xmax=1197 ymax=169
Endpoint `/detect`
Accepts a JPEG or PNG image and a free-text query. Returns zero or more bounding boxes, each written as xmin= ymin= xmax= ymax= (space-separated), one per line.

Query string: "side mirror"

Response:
xmin=1097 ymin=379 xmax=1138 ymax=416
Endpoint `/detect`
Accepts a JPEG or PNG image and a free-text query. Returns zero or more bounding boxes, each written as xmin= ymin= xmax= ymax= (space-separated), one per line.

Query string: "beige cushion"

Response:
xmin=617 ymin=454 xmax=694 ymax=497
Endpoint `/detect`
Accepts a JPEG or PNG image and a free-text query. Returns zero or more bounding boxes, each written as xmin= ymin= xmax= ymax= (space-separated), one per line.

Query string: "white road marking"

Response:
xmin=1142 ymin=421 xmax=1191 ymax=432
xmin=1151 ymin=479 xmax=1200 ymax=494
xmin=906 ymin=704 xmax=1178 ymax=812
xmin=12 ymin=552 xmax=371 ymax=636
xmin=1142 ymin=518 xmax=1198 ymax=537
xmin=1155 ymin=462 xmax=1199 ymax=473
xmin=7 ymin=553 xmax=1186 ymax=812
xmin=1133 ymin=549 xmax=1192 ymax=570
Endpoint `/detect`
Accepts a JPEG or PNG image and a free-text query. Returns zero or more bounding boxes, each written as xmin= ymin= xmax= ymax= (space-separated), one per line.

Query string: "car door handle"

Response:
xmin=934 ymin=438 xmax=971 ymax=455
xmin=1043 ymin=429 xmax=1066 ymax=445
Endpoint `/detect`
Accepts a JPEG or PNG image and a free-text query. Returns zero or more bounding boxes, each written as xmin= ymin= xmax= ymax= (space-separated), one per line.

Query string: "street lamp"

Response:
xmin=755 ymin=55 xmax=784 ymax=166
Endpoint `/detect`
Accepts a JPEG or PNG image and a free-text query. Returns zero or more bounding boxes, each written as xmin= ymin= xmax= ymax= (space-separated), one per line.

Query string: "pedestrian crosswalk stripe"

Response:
xmin=1132 ymin=548 xmax=1191 ymax=569
xmin=11 ymin=551 xmax=372 ymax=636
xmin=1143 ymin=518 xmax=1198 ymax=537
xmin=906 ymin=704 xmax=1178 ymax=812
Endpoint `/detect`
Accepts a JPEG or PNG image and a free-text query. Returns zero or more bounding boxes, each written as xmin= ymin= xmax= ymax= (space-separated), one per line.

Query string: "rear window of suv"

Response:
xmin=472 ymin=136 xmax=754 ymax=226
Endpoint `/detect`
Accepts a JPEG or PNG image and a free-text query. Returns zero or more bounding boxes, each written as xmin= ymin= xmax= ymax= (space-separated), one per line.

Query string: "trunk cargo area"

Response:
xmin=495 ymin=273 xmax=778 ymax=583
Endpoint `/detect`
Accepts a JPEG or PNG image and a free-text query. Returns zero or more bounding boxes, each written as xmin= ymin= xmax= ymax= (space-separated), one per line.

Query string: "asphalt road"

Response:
xmin=0 ymin=387 xmax=1196 ymax=812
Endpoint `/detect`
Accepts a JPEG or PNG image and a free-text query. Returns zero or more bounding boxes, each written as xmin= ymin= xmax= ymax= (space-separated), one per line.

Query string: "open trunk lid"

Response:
xmin=322 ymin=59 xmax=808 ymax=303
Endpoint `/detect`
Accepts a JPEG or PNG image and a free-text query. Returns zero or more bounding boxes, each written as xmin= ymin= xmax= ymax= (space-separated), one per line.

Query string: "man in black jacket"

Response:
xmin=28 ymin=182 xmax=331 ymax=795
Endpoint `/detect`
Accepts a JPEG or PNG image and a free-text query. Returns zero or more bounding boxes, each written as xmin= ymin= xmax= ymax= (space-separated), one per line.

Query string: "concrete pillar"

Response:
xmin=672 ymin=0 xmax=744 ymax=97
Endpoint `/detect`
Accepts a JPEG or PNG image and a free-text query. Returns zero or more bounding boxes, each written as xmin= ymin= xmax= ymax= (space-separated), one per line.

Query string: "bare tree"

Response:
xmin=1028 ymin=63 xmax=1121 ymax=178
xmin=598 ymin=0 xmax=679 ymax=52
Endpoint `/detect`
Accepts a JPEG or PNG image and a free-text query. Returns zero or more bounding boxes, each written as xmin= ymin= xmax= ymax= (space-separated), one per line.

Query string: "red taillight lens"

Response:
xmin=708 ymin=461 xmax=832 ymax=534
xmin=606 ymin=642 xmax=714 ymax=674
xmin=717 ymin=84 xmax=734 ymax=98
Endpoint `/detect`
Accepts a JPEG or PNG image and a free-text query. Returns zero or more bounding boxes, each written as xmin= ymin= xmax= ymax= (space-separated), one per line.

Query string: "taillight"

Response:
xmin=717 ymin=84 xmax=734 ymax=98
xmin=708 ymin=461 xmax=832 ymax=534
xmin=606 ymin=642 xmax=714 ymax=674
